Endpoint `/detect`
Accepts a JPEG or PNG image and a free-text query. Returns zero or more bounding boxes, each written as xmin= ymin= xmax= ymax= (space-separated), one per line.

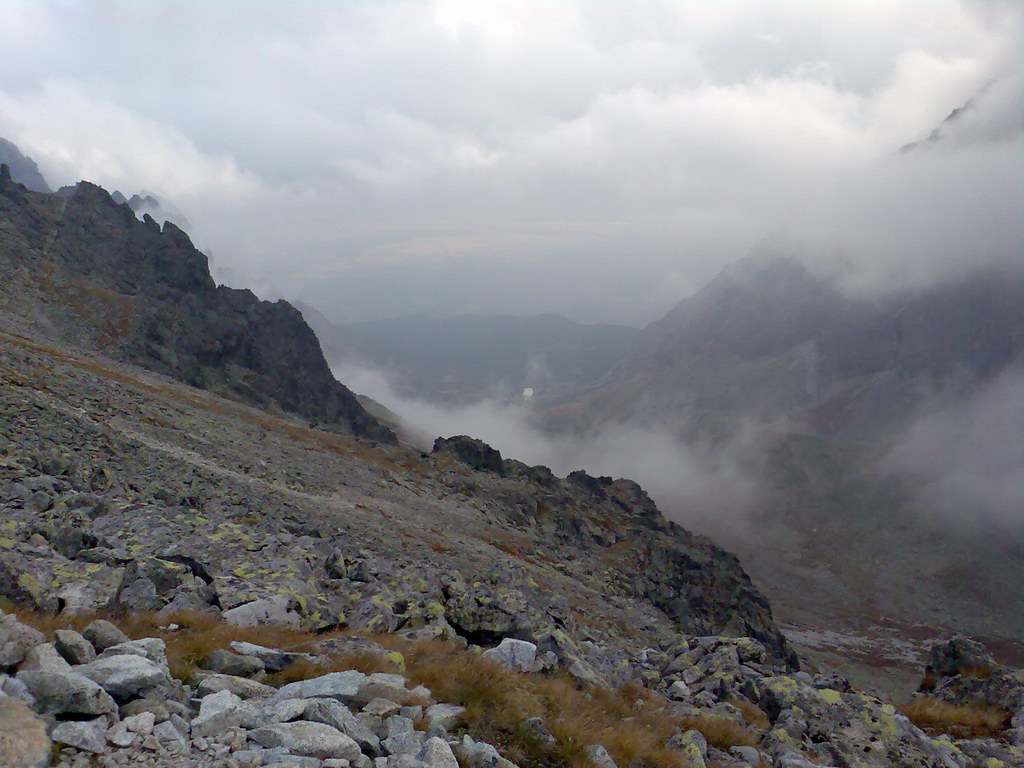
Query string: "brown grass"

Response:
xmin=5 ymin=606 xmax=340 ymax=682
xmin=728 ymin=697 xmax=771 ymax=730
xmin=899 ymin=696 xmax=1008 ymax=739
xmin=390 ymin=639 xmax=742 ymax=768
xmin=680 ymin=714 xmax=760 ymax=750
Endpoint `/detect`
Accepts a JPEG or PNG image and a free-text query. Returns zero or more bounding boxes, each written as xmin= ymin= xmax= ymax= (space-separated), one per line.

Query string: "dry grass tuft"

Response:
xmin=680 ymin=713 xmax=760 ymax=750
xmin=7 ymin=607 xmax=340 ymax=682
xmin=899 ymin=696 xmax=1008 ymax=739
xmin=394 ymin=639 xmax=719 ymax=768
xmin=728 ymin=697 xmax=771 ymax=730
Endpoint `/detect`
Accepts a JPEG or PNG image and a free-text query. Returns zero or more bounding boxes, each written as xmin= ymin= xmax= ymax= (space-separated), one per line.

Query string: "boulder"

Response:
xmin=0 ymin=698 xmax=51 ymax=768
xmin=483 ymin=638 xmax=539 ymax=673
xmin=354 ymin=672 xmax=418 ymax=707
xmin=51 ymin=718 xmax=108 ymax=754
xmin=303 ymin=698 xmax=381 ymax=756
xmin=195 ymin=672 xmax=276 ymax=700
xmin=269 ymin=670 xmax=365 ymax=704
xmin=19 ymin=642 xmax=73 ymax=674
xmin=230 ymin=640 xmax=299 ymax=672
xmin=81 ymin=619 xmax=130 ymax=652
xmin=924 ymin=635 xmax=999 ymax=681
xmin=203 ymin=648 xmax=265 ymax=677
xmin=584 ymin=744 xmax=618 ymax=768
xmin=191 ymin=689 xmax=258 ymax=737
xmin=0 ymin=614 xmax=45 ymax=668
xmin=425 ymin=703 xmax=466 ymax=731
xmin=223 ymin=595 xmax=301 ymax=628
xmin=53 ymin=628 xmax=96 ymax=665
xmin=75 ymin=653 xmax=169 ymax=701
xmin=250 ymin=720 xmax=363 ymax=760
xmin=16 ymin=668 xmax=117 ymax=716
xmin=421 ymin=736 xmax=460 ymax=768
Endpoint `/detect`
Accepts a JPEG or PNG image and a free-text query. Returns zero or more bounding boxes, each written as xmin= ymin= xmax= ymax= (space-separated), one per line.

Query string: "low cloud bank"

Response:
xmin=884 ymin=367 xmax=1024 ymax=533
xmin=336 ymin=360 xmax=766 ymax=526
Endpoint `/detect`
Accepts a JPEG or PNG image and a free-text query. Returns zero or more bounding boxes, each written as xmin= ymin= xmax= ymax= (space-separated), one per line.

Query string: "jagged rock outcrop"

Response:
xmin=0 ymin=139 xmax=50 ymax=194
xmin=0 ymin=164 xmax=394 ymax=443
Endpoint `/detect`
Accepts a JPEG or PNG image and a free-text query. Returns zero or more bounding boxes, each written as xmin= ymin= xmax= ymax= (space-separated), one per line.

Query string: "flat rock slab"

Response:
xmin=269 ymin=670 xmax=365 ymax=704
xmin=251 ymin=720 xmax=362 ymax=760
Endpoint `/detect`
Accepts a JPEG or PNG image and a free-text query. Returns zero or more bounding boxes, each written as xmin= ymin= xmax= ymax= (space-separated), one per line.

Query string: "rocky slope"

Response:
xmin=0 ymin=163 xmax=394 ymax=443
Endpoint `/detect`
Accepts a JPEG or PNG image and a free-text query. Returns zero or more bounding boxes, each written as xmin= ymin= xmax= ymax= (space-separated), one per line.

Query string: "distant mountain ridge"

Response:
xmin=572 ymin=254 xmax=1024 ymax=439
xmin=0 ymin=161 xmax=395 ymax=443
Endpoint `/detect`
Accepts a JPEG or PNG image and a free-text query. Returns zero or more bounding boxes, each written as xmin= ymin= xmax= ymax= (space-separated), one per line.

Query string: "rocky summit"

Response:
xmin=0 ymin=151 xmax=1021 ymax=768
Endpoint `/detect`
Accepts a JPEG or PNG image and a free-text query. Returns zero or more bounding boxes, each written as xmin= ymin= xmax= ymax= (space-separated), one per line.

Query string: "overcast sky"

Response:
xmin=1 ymin=0 xmax=1020 ymax=324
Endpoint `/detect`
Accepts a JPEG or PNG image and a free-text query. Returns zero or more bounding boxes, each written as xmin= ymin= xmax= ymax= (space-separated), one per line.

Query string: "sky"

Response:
xmin=0 ymin=0 xmax=1021 ymax=325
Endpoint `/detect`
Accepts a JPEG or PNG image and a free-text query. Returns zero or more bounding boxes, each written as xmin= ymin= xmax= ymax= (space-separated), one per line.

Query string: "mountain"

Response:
xmin=0 ymin=137 xmax=51 ymax=193
xmin=554 ymin=254 xmax=1021 ymax=437
xmin=543 ymin=254 xmax=1024 ymax=688
xmin=0 ymin=163 xmax=395 ymax=444
xmin=308 ymin=311 xmax=640 ymax=405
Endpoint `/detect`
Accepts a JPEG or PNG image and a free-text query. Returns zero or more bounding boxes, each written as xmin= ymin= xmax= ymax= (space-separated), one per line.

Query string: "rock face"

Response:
xmin=0 ymin=164 xmax=394 ymax=443
xmin=0 ymin=138 xmax=50 ymax=193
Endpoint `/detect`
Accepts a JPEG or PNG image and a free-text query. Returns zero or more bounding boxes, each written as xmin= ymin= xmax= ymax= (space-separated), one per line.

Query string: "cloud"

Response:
xmin=336 ymin=360 xmax=763 ymax=523
xmin=0 ymin=0 xmax=1020 ymax=323
xmin=884 ymin=368 xmax=1024 ymax=532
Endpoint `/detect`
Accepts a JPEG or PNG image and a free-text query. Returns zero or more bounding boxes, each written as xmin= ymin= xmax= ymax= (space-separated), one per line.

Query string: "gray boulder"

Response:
xmin=81 ymin=619 xmax=130 ymax=652
xmin=19 ymin=642 xmax=73 ymax=674
xmin=75 ymin=653 xmax=169 ymax=701
xmin=269 ymin=670 xmax=366 ymax=704
xmin=203 ymin=648 xmax=265 ymax=677
xmin=51 ymin=718 xmax=108 ymax=754
xmin=53 ymin=629 xmax=96 ymax=665
xmin=303 ymin=697 xmax=381 ymax=756
xmin=482 ymin=638 xmax=539 ymax=673
xmin=584 ymin=744 xmax=618 ymax=768
xmin=16 ymin=668 xmax=117 ymax=716
xmin=0 ymin=614 xmax=45 ymax=668
xmin=421 ymin=736 xmax=460 ymax=768
xmin=191 ymin=688 xmax=258 ymax=737
xmin=196 ymin=672 xmax=276 ymax=700
xmin=250 ymin=720 xmax=363 ymax=760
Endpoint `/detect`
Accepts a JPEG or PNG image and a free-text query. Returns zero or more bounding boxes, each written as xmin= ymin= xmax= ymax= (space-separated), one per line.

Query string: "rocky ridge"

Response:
xmin=0 ymin=163 xmax=394 ymax=443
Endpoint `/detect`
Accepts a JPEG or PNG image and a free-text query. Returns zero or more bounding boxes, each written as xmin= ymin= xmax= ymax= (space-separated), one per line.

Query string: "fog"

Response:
xmin=885 ymin=368 xmax=1024 ymax=533
xmin=0 ymin=0 xmax=1021 ymax=324
xmin=338 ymin=360 xmax=767 ymax=526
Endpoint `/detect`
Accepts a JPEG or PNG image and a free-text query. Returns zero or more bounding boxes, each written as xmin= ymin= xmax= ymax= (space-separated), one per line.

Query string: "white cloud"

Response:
xmin=0 ymin=0 xmax=1019 ymax=323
